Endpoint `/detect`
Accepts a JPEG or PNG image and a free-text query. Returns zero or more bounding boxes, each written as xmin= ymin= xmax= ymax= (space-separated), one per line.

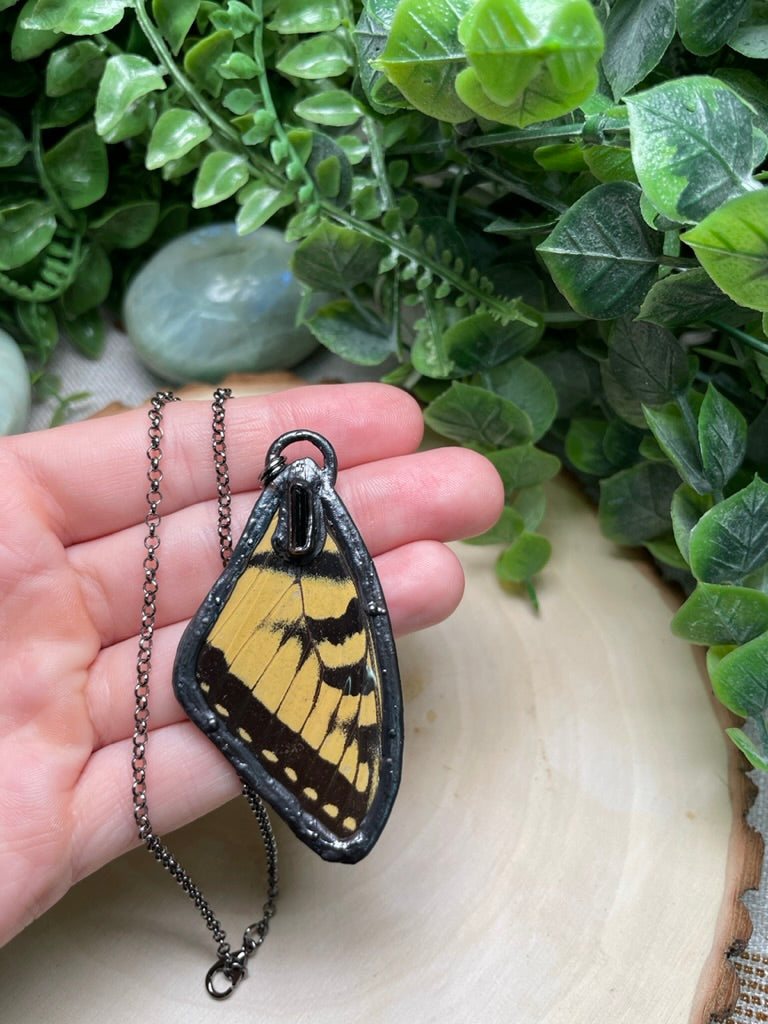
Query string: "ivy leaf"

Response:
xmin=637 ymin=267 xmax=748 ymax=328
xmin=294 ymin=90 xmax=364 ymax=128
xmin=423 ymin=381 xmax=533 ymax=447
xmin=626 ymin=77 xmax=760 ymax=224
xmin=277 ymin=33 xmax=353 ymax=80
xmin=95 ymin=55 xmax=166 ymax=139
xmin=599 ymin=461 xmax=679 ymax=544
xmin=44 ymin=123 xmax=108 ymax=210
xmin=671 ymin=582 xmax=768 ymax=646
xmin=268 ymin=0 xmax=344 ymax=34
xmin=689 ymin=475 xmax=768 ymax=583
xmin=711 ymin=629 xmax=768 ymax=717
xmin=292 ymin=222 xmax=388 ymax=292
xmin=680 ymin=190 xmax=768 ymax=313
xmin=152 ymin=0 xmax=200 ymax=55
xmin=45 ymin=39 xmax=105 ymax=97
xmin=184 ymin=30 xmax=233 ymax=96
xmin=145 ymin=108 xmax=212 ymax=170
xmin=303 ymin=298 xmax=396 ymax=365
xmin=374 ymin=0 xmax=474 ymax=123
xmin=537 ymin=182 xmax=663 ymax=319
xmin=23 ymin=0 xmax=130 ymax=34
xmin=601 ymin=0 xmax=676 ymax=100
xmin=698 ymin=383 xmax=747 ymax=493
xmin=192 ymin=151 xmax=250 ymax=208
xmin=677 ymin=0 xmax=750 ymax=56
xmin=606 ymin=315 xmax=690 ymax=407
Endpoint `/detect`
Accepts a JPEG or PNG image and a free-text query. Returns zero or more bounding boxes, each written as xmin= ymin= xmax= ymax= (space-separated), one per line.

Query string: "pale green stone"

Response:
xmin=0 ymin=328 xmax=31 ymax=434
xmin=123 ymin=223 xmax=318 ymax=383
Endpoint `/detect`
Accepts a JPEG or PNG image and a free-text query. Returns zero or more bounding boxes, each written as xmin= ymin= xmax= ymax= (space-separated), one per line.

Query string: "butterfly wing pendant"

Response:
xmin=173 ymin=430 xmax=403 ymax=863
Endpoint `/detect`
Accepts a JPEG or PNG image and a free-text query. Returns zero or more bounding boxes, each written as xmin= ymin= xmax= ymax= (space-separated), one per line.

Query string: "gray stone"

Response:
xmin=123 ymin=223 xmax=319 ymax=383
xmin=0 ymin=328 xmax=31 ymax=434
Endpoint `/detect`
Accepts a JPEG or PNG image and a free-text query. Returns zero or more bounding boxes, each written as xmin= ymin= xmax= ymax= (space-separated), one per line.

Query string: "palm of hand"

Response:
xmin=0 ymin=384 xmax=502 ymax=947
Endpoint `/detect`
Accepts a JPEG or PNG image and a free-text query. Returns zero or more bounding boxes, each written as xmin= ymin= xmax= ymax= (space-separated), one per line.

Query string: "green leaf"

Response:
xmin=680 ymin=190 xmax=768 ymax=313
xmin=0 ymin=114 xmax=28 ymax=167
xmin=456 ymin=0 xmax=604 ymax=127
xmin=483 ymin=444 xmax=560 ymax=492
xmin=11 ymin=0 xmax=60 ymax=60
xmin=294 ymin=90 xmax=364 ymax=127
xmin=45 ymin=39 xmax=105 ymax=97
xmin=601 ymin=0 xmax=676 ymax=100
xmin=60 ymin=243 xmax=111 ymax=316
xmin=192 ymin=151 xmax=249 ymax=208
xmin=303 ymin=298 xmax=396 ymax=365
xmin=497 ymin=530 xmax=552 ymax=583
xmin=95 ymin=55 xmax=166 ymax=139
xmin=477 ymin=357 xmax=558 ymax=442
xmin=729 ymin=3 xmax=768 ymax=59
xmin=689 ymin=475 xmax=768 ymax=583
xmin=537 ymin=182 xmax=663 ymax=319
xmin=354 ymin=0 xmax=411 ymax=114
xmin=531 ymin=349 xmax=600 ymax=419
xmin=672 ymin=582 xmax=768 ymax=646
xmin=145 ymin=108 xmax=212 ymax=170
xmin=677 ymin=0 xmax=749 ymax=56
xmin=89 ymin=201 xmax=160 ymax=250
xmin=442 ymin=310 xmax=542 ymax=376
xmin=44 ymin=123 xmax=108 ymax=210
xmin=24 ymin=0 xmax=131 ymax=34
xmin=268 ymin=0 xmax=344 ymax=34
xmin=637 ymin=267 xmax=747 ymax=328
xmin=671 ymin=483 xmax=713 ymax=565
xmin=565 ymin=418 xmax=614 ymax=476
xmin=698 ymin=384 xmax=747 ymax=493
xmin=374 ymin=0 xmax=474 ymax=123
xmin=16 ymin=299 xmax=57 ymax=352
xmin=606 ymin=315 xmax=690 ymax=407
xmin=65 ymin=306 xmax=104 ymax=359
xmin=465 ymin=505 xmax=525 ymax=546
xmin=277 ymin=33 xmax=353 ymax=80
xmin=292 ymin=222 xmax=388 ymax=292
xmin=725 ymin=728 xmax=768 ymax=771
xmin=626 ymin=77 xmax=760 ymax=224
xmin=599 ymin=461 xmax=679 ymax=544
xmin=643 ymin=401 xmax=710 ymax=493
xmin=582 ymin=144 xmax=637 ymax=184
xmin=645 ymin=533 xmax=689 ymax=570
xmin=423 ymin=381 xmax=533 ymax=447
xmin=235 ymin=182 xmax=294 ymax=234
xmin=711 ymin=629 xmax=768 ymax=716
xmin=184 ymin=30 xmax=234 ymax=96
xmin=152 ymin=0 xmax=200 ymax=55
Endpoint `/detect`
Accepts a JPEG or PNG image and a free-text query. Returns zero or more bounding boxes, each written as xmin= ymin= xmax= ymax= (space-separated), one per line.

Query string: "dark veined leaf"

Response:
xmin=680 ymin=190 xmax=768 ymax=313
xmin=671 ymin=483 xmax=713 ymax=565
xmin=601 ymin=0 xmax=675 ymax=100
xmin=481 ymin=444 xmax=560 ymax=493
xmin=477 ymin=357 xmax=558 ymax=442
xmin=565 ymin=418 xmax=614 ymax=476
xmin=354 ymin=0 xmax=410 ymax=113
xmin=537 ymin=182 xmax=663 ymax=319
xmin=423 ymin=380 xmax=533 ymax=447
xmin=689 ymin=476 xmax=768 ymax=584
xmin=672 ymin=582 xmax=768 ymax=646
xmin=698 ymin=384 xmax=747 ymax=494
xmin=606 ymin=315 xmax=690 ymax=407
xmin=626 ymin=77 xmax=759 ymax=224
xmin=643 ymin=401 xmax=710 ymax=494
xmin=292 ymin=221 xmax=388 ymax=292
xmin=677 ymin=0 xmax=750 ymax=56
xmin=442 ymin=310 xmax=543 ymax=376
xmin=374 ymin=0 xmax=474 ymax=123
xmin=637 ymin=268 xmax=747 ymax=328
xmin=711 ymin=630 xmax=768 ymax=717
xmin=599 ymin=461 xmax=679 ymax=544
xmin=303 ymin=298 xmax=396 ymax=365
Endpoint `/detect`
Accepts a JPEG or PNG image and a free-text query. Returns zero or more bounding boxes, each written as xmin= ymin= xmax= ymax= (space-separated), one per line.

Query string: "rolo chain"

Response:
xmin=131 ymin=388 xmax=279 ymax=1000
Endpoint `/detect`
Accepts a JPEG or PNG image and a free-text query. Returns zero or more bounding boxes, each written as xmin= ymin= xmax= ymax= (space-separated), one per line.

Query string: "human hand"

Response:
xmin=0 ymin=382 xmax=503 ymax=946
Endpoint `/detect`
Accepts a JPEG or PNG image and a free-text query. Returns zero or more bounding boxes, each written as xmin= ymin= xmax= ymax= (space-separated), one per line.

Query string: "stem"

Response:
xmin=362 ymin=114 xmax=397 ymax=213
xmin=459 ymin=118 xmax=631 ymax=151
xmin=708 ymin=319 xmax=768 ymax=359
xmin=31 ymin=110 xmax=77 ymax=230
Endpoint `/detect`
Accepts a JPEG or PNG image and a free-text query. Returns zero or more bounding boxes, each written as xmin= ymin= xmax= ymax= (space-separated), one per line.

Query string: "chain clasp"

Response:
xmin=205 ymin=951 xmax=248 ymax=1000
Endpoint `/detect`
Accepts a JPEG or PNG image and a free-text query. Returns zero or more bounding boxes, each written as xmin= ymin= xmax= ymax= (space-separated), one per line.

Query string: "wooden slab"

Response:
xmin=0 ymin=459 xmax=756 ymax=1022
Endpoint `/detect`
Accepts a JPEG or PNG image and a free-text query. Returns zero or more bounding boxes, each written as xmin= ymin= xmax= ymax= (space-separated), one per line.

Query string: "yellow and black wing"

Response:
xmin=173 ymin=431 xmax=402 ymax=863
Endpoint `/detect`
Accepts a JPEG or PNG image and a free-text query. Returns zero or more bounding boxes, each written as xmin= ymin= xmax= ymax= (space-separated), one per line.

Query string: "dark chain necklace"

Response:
xmin=131 ymin=388 xmax=278 ymax=1000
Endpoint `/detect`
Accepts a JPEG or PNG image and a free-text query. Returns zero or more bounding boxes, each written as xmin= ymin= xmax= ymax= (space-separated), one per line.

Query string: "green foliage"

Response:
xmin=1 ymin=0 xmax=768 ymax=764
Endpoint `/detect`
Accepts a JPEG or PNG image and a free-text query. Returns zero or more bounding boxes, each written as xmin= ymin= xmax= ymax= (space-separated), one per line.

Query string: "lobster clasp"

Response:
xmin=205 ymin=952 xmax=247 ymax=1000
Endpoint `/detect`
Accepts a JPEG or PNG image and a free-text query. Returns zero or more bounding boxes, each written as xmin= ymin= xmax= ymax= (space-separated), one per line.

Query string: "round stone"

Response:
xmin=123 ymin=223 xmax=319 ymax=383
xmin=0 ymin=328 xmax=31 ymax=434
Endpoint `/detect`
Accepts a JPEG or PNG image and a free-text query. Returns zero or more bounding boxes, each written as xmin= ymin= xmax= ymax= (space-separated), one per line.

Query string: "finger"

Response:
xmin=85 ymin=540 xmax=466 ymax=751
xmin=11 ymin=384 xmax=425 ymax=546
xmin=70 ymin=446 xmax=502 ymax=647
